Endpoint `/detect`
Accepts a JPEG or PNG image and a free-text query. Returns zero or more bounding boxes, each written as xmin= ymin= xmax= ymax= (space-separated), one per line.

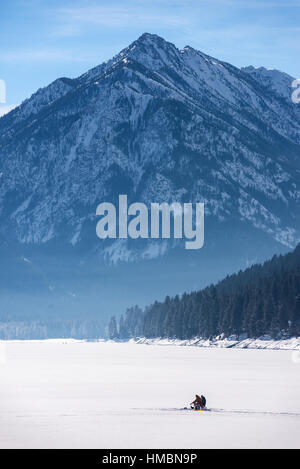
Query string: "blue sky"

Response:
xmin=1 ymin=0 xmax=300 ymax=108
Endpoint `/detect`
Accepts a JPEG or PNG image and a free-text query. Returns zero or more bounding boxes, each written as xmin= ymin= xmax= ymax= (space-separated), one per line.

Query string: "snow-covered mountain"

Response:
xmin=0 ymin=33 xmax=299 ymax=261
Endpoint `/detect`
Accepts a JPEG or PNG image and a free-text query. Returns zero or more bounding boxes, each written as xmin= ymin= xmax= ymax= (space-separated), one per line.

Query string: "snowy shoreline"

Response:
xmin=0 ymin=336 xmax=299 ymax=350
xmin=132 ymin=336 xmax=300 ymax=350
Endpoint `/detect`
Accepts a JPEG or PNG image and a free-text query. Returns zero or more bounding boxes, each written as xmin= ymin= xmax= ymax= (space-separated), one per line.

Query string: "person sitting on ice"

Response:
xmin=190 ymin=394 xmax=206 ymax=409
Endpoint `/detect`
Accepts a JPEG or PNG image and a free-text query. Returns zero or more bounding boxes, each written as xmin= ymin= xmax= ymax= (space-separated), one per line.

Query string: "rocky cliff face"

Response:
xmin=0 ymin=33 xmax=299 ymax=264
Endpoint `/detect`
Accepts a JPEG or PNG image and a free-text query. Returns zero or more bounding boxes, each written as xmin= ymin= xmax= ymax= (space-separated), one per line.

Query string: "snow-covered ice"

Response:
xmin=0 ymin=340 xmax=299 ymax=449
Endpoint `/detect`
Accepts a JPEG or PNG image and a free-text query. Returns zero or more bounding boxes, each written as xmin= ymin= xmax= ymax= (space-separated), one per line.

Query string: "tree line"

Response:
xmin=108 ymin=243 xmax=300 ymax=340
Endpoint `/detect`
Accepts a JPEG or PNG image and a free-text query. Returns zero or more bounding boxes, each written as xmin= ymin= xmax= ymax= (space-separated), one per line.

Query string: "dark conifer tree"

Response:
xmin=109 ymin=244 xmax=300 ymax=341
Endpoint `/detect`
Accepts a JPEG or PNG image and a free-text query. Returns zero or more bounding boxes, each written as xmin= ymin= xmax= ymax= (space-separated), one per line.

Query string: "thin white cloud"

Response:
xmin=49 ymin=1 xmax=300 ymax=40
xmin=52 ymin=5 xmax=189 ymax=37
xmin=183 ymin=0 xmax=300 ymax=6
xmin=0 ymin=49 xmax=99 ymax=63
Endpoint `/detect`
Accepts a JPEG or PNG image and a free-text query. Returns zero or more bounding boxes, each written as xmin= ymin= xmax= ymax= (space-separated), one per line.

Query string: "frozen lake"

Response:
xmin=0 ymin=341 xmax=299 ymax=449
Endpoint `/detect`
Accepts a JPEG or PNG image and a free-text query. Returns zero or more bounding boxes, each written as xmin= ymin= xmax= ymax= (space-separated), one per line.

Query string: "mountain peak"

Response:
xmin=131 ymin=32 xmax=180 ymax=56
xmin=135 ymin=32 xmax=166 ymax=44
xmin=82 ymin=33 xmax=181 ymax=81
xmin=0 ymin=32 xmax=300 ymax=258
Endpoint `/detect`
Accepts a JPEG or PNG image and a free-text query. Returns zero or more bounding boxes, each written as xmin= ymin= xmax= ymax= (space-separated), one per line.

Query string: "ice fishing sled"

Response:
xmin=183 ymin=407 xmax=210 ymax=412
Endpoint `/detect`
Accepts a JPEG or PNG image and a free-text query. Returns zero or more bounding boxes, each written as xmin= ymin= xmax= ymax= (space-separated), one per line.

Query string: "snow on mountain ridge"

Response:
xmin=242 ymin=65 xmax=295 ymax=101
